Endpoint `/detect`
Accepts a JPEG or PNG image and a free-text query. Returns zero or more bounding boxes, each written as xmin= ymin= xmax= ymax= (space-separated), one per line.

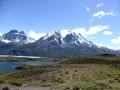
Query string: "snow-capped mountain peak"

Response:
xmin=0 ymin=29 xmax=35 ymax=43
xmin=39 ymin=30 xmax=97 ymax=47
xmin=20 ymin=31 xmax=25 ymax=36
xmin=59 ymin=30 xmax=71 ymax=38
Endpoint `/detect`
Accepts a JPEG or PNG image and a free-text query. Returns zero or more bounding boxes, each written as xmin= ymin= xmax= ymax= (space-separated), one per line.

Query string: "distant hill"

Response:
xmin=95 ymin=53 xmax=116 ymax=57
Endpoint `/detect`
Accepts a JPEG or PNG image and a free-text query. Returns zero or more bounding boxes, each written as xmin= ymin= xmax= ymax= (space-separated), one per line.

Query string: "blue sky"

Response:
xmin=0 ymin=0 xmax=120 ymax=49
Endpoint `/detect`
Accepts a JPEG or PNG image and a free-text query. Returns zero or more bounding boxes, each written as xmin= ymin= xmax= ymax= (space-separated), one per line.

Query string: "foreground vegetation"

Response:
xmin=0 ymin=54 xmax=120 ymax=90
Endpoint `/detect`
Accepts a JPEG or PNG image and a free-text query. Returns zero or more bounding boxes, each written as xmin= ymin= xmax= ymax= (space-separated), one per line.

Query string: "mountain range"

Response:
xmin=0 ymin=29 xmax=119 ymax=57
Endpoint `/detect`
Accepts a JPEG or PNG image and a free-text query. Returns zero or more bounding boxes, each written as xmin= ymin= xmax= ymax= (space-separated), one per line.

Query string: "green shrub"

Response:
xmin=0 ymin=79 xmax=5 ymax=83
xmin=9 ymin=81 xmax=22 ymax=86
xmin=66 ymin=87 xmax=70 ymax=89
xmin=73 ymin=86 xmax=80 ymax=90
xmin=55 ymin=78 xmax=65 ymax=83
xmin=118 ymin=80 xmax=120 ymax=82
xmin=65 ymin=71 xmax=69 ymax=75
xmin=109 ymin=80 xmax=114 ymax=83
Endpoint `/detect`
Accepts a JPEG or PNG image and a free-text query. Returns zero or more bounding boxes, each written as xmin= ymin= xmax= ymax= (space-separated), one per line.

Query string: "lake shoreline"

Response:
xmin=0 ymin=56 xmax=69 ymax=62
xmin=0 ymin=59 xmax=59 ymax=74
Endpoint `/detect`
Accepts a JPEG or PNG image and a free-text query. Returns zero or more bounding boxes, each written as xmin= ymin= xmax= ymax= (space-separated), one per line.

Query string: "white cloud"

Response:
xmin=111 ymin=37 xmax=120 ymax=44
xmin=0 ymin=32 xmax=3 ymax=36
xmin=87 ymin=25 xmax=109 ymax=35
xmin=72 ymin=28 xmax=87 ymax=37
xmin=87 ymin=7 xmax=90 ymax=11
xmin=97 ymin=3 xmax=103 ymax=7
xmin=93 ymin=11 xmax=106 ymax=19
xmin=108 ymin=46 xmax=120 ymax=50
xmin=92 ymin=10 xmax=118 ymax=20
xmin=89 ymin=18 xmax=94 ymax=22
xmin=106 ymin=10 xmax=118 ymax=16
xmin=72 ymin=25 xmax=109 ymax=37
xmin=103 ymin=31 xmax=113 ymax=35
xmin=28 ymin=30 xmax=46 ymax=40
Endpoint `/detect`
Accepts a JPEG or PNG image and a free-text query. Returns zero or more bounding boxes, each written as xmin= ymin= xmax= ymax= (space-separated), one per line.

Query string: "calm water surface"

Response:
xmin=0 ymin=55 xmax=41 ymax=58
xmin=0 ymin=61 xmax=58 ymax=74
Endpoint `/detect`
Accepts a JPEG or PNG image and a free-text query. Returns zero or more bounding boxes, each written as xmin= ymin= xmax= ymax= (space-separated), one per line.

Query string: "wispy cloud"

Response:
xmin=89 ymin=18 xmax=94 ymax=22
xmin=87 ymin=25 xmax=109 ymax=35
xmin=111 ymin=37 xmax=120 ymax=44
xmin=90 ymin=10 xmax=118 ymax=22
xmin=28 ymin=30 xmax=46 ymax=40
xmin=106 ymin=10 xmax=118 ymax=16
xmin=8 ymin=14 xmax=10 ymax=17
xmin=72 ymin=25 xmax=109 ymax=37
xmin=103 ymin=31 xmax=113 ymax=35
xmin=97 ymin=3 xmax=103 ymax=7
xmin=87 ymin=7 xmax=90 ymax=11
xmin=94 ymin=10 xmax=118 ymax=18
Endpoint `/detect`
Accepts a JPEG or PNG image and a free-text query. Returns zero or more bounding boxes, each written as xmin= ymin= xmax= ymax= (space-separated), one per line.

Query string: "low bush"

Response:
xmin=9 ymin=81 xmax=22 ymax=86
xmin=0 ymin=79 xmax=5 ymax=83
xmin=65 ymin=71 xmax=69 ymax=75
xmin=73 ymin=86 xmax=80 ymax=90
xmin=55 ymin=78 xmax=65 ymax=83
xmin=109 ymin=80 xmax=114 ymax=83
xmin=2 ymin=86 xmax=10 ymax=90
